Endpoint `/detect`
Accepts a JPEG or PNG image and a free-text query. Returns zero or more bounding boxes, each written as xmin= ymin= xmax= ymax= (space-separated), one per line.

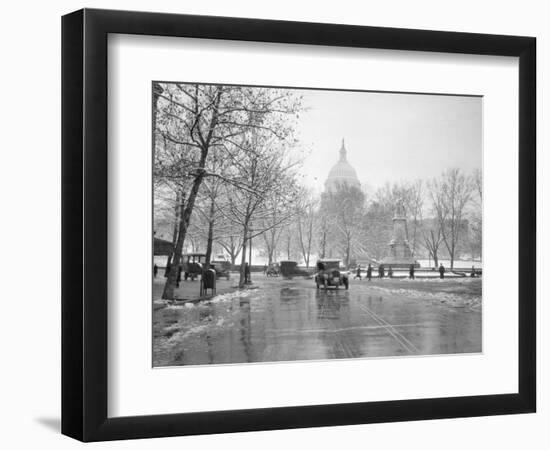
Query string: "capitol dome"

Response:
xmin=324 ymin=139 xmax=361 ymax=192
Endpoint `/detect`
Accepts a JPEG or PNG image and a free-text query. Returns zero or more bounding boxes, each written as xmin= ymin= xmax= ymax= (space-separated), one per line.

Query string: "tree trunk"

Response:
xmin=286 ymin=235 xmax=291 ymax=260
xmin=159 ymin=86 xmax=223 ymax=299
xmin=152 ymin=82 xmax=163 ymax=132
xmin=320 ymin=229 xmax=326 ymax=259
xmin=162 ymin=172 xmax=205 ymax=300
xmin=220 ymin=237 xmax=240 ymax=266
xmin=166 ymin=189 xmax=182 ymax=274
xmin=239 ymin=227 xmax=248 ymax=288
xmin=248 ymin=236 xmax=253 ymax=283
xmin=204 ymin=197 xmax=216 ymax=269
xmin=229 ymin=242 xmax=240 ymax=266
xmin=230 ymin=239 xmax=241 ymax=266
xmin=155 ymin=85 xmax=173 ymax=274
xmin=305 ymin=218 xmax=313 ymax=268
xmin=268 ymin=232 xmax=275 ymax=265
xmin=205 ymin=220 xmax=214 ymax=269
xmin=249 ymin=236 xmax=252 ymax=265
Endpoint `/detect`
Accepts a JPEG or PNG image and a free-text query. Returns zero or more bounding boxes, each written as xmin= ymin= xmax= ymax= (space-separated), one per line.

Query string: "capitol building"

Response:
xmin=324 ymin=139 xmax=361 ymax=192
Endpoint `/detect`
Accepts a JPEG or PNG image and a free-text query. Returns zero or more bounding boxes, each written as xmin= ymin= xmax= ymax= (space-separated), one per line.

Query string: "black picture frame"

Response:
xmin=62 ymin=8 xmax=536 ymax=442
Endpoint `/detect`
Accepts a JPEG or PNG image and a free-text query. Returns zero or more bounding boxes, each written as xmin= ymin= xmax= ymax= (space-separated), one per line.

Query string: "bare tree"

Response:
xmin=421 ymin=219 xmax=444 ymax=268
xmin=429 ymin=169 xmax=473 ymax=269
xmin=405 ymin=180 xmax=424 ymax=255
xmin=218 ymin=135 xmax=302 ymax=287
xmin=258 ymin=194 xmax=292 ymax=265
xmin=296 ymin=191 xmax=318 ymax=268
xmin=208 ymin=193 xmax=244 ymax=266
xmin=261 ymin=221 xmax=284 ymax=265
xmin=316 ymin=209 xmax=332 ymax=260
xmin=216 ymin=233 xmax=243 ymax=266
xmin=192 ymin=151 xmax=228 ymax=269
xmin=154 ymin=83 xmax=302 ymax=299
xmin=472 ymin=168 xmax=482 ymax=202
xmin=321 ymin=184 xmax=365 ymax=268
xmin=467 ymin=218 xmax=482 ymax=261
xmin=362 ymin=200 xmax=392 ymax=262
xmin=278 ymin=222 xmax=303 ymax=262
xmin=193 ymin=181 xmax=221 ymax=269
xmin=468 ymin=168 xmax=483 ymax=260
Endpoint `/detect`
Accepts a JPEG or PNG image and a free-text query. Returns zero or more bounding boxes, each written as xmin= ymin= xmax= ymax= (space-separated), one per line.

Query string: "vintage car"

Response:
xmin=266 ymin=263 xmax=280 ymax=277
xmin=315 ymin=259 xmax=349 ymax=290
xmin=180 ymin=253 xmax=205 ymax=280
xmin=210 ymin=259 xmax=231 ymax=280
xmin=279 ymin=261 xmax=297 ymax=278
xmin=279 ymin=261 xmax=311 ymax=279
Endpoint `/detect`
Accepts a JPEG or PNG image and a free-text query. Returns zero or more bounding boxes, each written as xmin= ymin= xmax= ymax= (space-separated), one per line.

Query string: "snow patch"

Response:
xmin=369 ymin=284 xmax=481 ymax=309
xmin=164 ymin=303 xmax=189 ymax=310
xmin=209 ymin=290 xmax=252 ymax=303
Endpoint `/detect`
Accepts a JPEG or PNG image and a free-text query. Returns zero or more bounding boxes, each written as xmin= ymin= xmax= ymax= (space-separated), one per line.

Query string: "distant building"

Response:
xmin=324 ymin=139 xmax=361 ymax=192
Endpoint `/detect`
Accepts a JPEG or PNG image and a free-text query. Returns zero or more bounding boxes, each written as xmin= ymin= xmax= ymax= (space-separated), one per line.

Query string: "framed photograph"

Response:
xmin=62 ymin=8 xmax=536 ymax=442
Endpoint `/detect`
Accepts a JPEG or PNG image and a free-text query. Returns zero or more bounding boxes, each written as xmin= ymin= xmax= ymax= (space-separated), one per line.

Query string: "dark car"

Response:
xmin=266 ymin=263 xmax=280 ymax=277
xmin=280 ymin=261 xmax=298 ymax=278
xmin=280 ymin=261 xmax=311 ymax=278
xmin=180 ymin=253 xmax=205 ymax=281
xmin=210 ymin=259 xmax=231 ymax=280
xmin=315 ymin=259 xmax=349 ymax=290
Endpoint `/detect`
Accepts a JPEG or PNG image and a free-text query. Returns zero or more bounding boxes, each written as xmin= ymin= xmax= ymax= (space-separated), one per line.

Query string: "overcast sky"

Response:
xmin=294 ymin=89 xmax=482 ymax=194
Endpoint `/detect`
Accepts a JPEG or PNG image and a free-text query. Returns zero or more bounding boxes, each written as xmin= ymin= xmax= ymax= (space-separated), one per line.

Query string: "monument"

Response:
xmin=380 ymin=202 xmax=420 ymax=268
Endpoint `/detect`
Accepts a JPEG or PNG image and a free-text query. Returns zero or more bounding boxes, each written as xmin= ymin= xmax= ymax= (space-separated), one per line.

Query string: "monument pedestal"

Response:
xmin=380 ymin=206 xmax=420 ymax=268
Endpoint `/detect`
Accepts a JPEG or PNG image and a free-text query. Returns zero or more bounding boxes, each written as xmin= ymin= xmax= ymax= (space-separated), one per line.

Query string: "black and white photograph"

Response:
xmin=152 ymin=82 xmax=483 ymax=367
xmin=0 ymin=0 xmax=544 ymax=445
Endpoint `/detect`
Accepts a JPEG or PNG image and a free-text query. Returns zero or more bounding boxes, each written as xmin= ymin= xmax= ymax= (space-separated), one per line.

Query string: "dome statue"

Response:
xmin=324 ymin=139 xmax=361 ymax=192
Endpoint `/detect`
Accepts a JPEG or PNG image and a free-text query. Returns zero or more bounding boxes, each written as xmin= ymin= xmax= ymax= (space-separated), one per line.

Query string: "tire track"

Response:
xmin=355 ymin=302 xmax=420 ymax=354
xmin=318 ymin=297 xmax=358 ymax=359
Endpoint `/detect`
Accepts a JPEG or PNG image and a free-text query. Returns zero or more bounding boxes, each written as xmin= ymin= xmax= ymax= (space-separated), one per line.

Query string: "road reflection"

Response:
xmin=153 ymin=277 xmax=481 ymax=366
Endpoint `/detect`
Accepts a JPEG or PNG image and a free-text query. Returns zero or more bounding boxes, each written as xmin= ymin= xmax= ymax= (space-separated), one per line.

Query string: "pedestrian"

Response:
xmin=164 ymin=262 xmax=171 ymax=278
xmin=153 ymin=264 xmax=158 ymax=278
xmin=354 ymin=264 xmax=362 ymax=280
xmin=263 ymin=264 xmax=268 ymax=276
xmin=439 ymin=263 xmax=446 ymax=279
xmin=366 ymin=263 xmax=372 ymax=281
xmin=244 ymin=262 xmax=251 ymax=284
xmin=388 ymin=265 xmax=393 ymax=278
xmin=470 ymin=265 xmax=476 ymax=278
xmin=378 ymin=264 xmax=385 ymax=279
xmin=409 ymin=264 xmax=415 ymax=280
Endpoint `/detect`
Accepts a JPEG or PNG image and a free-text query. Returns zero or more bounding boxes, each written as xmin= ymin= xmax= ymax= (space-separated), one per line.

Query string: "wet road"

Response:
xmin=153 ymin=276 xmax=481 ymax=366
